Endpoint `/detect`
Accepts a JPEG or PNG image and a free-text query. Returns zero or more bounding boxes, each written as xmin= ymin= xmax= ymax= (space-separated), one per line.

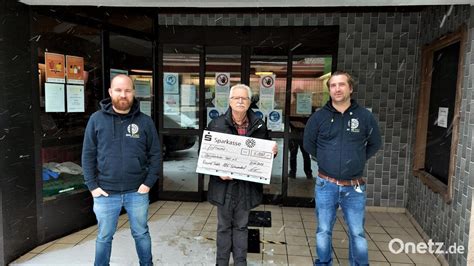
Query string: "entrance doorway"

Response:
xmin=157 ymin=26 xmax=339 ymax=206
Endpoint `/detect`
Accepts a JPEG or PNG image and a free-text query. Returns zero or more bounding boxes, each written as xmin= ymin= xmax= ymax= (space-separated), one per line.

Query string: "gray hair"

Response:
xmin=229 ymin=84 xmax=252 ymax=99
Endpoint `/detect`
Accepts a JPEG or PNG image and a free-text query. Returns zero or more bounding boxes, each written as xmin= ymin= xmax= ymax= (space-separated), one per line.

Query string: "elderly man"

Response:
xmin=304 ymin=71 xmax=381 ymax=265
xmin=207 ymin=84 xmax=277 ymax=266
xmin=82 ymin=74 xmax=161 ymax=266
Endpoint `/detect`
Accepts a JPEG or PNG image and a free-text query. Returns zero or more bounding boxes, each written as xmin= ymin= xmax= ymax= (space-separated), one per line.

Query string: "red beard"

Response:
xmin=112 ymin=97 xmax=132 ymax=112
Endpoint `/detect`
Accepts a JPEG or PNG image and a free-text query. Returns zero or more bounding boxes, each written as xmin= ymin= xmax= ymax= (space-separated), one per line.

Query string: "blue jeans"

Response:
xmin=314 ymin=176 xmax=368 ymax=266
xmin=93 ymin=191 xmax=152 ymax=266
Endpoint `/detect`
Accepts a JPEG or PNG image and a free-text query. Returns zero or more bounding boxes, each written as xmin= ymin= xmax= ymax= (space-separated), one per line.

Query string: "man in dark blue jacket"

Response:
xmin=207 ymin=84 xmax=277 ymax=266
xmin=82 ymin=74 xmax=161 ymax=266
xmin=303 ymin=71 xmax=381 ymax=266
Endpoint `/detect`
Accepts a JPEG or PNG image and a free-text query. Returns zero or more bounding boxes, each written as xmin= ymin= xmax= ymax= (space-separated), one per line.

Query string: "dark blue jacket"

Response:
xmin=303 ymin=100 xmax=381 ymax=180
xmin=82 ymin=98 xmax=161 ymax=194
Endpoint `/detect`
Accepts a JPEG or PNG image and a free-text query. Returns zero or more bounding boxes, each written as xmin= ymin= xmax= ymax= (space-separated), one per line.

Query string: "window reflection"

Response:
xmin=109 ymin=33 xmax=154 ymax=118
xmin=163 ymin=45 xmax=200 ymax=129
xmin=288 ymin=55 xmax=332 ymax=196
xmin=250 ymin=55 xmax=288 ymax=132
xmin=205 ymin=46 xmax=241 ymax=125
xmin=34 ymin=14 xmax=102 ymax=200
xmin=163 ymin=135 xmax=199 ymax=192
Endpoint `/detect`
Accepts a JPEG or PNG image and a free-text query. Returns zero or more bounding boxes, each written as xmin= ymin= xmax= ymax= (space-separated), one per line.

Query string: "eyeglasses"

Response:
xmin=230 ymin=96 xmax=250 ymax=101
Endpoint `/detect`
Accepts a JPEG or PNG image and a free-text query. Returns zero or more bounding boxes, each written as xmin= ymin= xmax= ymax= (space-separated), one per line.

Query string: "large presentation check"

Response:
xmin=196 ymin=130 xmax=275 ymax=184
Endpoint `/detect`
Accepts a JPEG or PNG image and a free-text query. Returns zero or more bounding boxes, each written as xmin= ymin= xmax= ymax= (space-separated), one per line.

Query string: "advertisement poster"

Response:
xmin=45 ymin=83 xmax=65 ymax=112
xmin=296 ymin=93 xmax=312 ymax=115
xmin=65 ymin=55 xmax=84 ymax=84
xmin=134 ymin=79 xmax=151 ymax=98
xmin=181 ymin=84 xmax=196 ymax=106
xmin=164 ymin=73 xmax=179 ymax=94
xmin=164 ymin=94 xmax=180 ymax=114
xmin=45 ymin=52 xmax=65 ymax=83
xmin=140 ymin=101 xmax=152 ymax=117
xmin=66 ymin=84 xmax=85 ymax=112
xmin=267 ymin=109 xmax=283 ymax=131
xmin=110 ymin=69 xmax=128 ymax=81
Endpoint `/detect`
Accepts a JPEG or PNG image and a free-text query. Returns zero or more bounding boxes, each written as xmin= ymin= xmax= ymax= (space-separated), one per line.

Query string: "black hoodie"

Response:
xmin=82 ymin=98 xmax=161 ymax=194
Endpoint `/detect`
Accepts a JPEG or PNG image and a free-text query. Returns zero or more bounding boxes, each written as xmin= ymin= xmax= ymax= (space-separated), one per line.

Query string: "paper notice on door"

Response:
xmin=45 ymin=83 xmax=65 ymax=112
xmin=438 ymin=107 xmax=448 ymax=128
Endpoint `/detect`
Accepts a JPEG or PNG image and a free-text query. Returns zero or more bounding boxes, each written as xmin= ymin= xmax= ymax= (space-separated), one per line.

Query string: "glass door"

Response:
xmin=160 ymin=44 xmax=202 ymax=199
xmin=203 ymin=46 xmax=242 ymax=192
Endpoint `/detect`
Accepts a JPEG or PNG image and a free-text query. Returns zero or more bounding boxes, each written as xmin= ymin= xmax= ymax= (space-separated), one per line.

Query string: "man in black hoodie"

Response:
xmin=207 ymin=84 xmax=277 ymax=266
xmin=82 ymin=74 xmax=161 ymax=266
xmin=303 ymin=71 xmax=381 ymax=266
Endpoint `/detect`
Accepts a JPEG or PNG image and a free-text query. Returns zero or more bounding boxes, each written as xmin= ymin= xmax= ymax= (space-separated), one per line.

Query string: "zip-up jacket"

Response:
xmin=206 ymin=108 xmax=269 ymax=210
xmin=82 ymin=98 xmax=161 ymax=194
xmin=303 ymin=99 xmax=381 ymax=180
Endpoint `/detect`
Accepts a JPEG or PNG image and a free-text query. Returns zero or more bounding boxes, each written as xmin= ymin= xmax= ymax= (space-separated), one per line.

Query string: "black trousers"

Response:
xmin=216 ymin=183 xmax=250 ymax=266
xmin=289 ymin=138 xmax=312 ymax=176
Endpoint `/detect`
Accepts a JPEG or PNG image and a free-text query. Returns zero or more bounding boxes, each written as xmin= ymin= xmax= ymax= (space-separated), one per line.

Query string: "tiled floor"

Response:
xmin=11 ymin=201 xmax=442 ymax=265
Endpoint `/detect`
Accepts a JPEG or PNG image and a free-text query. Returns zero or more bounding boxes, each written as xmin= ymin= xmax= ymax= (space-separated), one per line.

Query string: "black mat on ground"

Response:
xmin=248 ymin=211 xmax=271 ymax=227
xmin=247 ymin=228 xmax=260 ymax=253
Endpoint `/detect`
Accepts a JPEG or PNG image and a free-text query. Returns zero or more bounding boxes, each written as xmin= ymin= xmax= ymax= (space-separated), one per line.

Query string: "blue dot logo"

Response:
xmin=209 ymin=109 xmax=220 ymax=119
xmin=255 ymin=111 xmax=264 ymax=120
xmin=269 ymin=111 xmax=280 ymax=122
xmin=165 ymin=75 xmax=177 ymax=86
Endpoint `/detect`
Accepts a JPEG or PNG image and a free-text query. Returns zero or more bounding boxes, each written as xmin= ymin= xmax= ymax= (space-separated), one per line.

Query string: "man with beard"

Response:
xmin=82 ymin=74 xmax=161 ymax=266
xmin=303 ymin=71 xmax=381 ymax=265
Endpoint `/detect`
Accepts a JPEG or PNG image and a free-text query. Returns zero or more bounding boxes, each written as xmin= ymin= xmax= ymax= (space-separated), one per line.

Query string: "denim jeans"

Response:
xmin=93 ymin=191 xmax=152 ymax=266
xmin=314 ymin=176 xmax=368 ymax=266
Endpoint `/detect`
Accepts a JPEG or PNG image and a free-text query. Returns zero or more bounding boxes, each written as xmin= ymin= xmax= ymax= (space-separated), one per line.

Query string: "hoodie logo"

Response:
xmin=126 ymin=124 xmax=140 ymax=138
xmin=348 ymin=118 xmax=360 ymax=133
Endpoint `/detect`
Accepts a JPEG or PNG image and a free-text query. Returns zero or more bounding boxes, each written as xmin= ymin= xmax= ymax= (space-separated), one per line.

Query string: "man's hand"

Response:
xmin=272 ymin=142 xmax=278 ymax=155
xmin=219 ymin=176 xmax=233 ymax=181
xmin=137 ymin=184 xmax=150 ymax=194
xmin=91 ymin=187 xmax=109 ymax=198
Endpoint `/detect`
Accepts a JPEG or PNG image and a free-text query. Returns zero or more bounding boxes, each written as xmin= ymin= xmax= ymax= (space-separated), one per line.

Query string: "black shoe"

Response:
xmin=288 ymin=172 xmax=296 ymax=178
xmin=305 ymin=172 xmax=313 ymax=179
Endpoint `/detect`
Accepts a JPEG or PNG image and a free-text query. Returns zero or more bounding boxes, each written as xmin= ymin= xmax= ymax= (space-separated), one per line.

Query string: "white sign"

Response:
xmin=140 ymin=101 xmax=152 ymax=117
xmin=45 ymin=83 xmax=65 ymax=112
xmin=215 ymin=92 xmax=229 ymax=112
xmin=134 ymin=79 xmax=151 ymax=97
xmin=66 ymin=84 xmax=84 ymax=112
xmin=164 ymin=94 xmax=180 ymax=114
xmin=215 ymin=73 xmax=230 ymax=91
xmin=196 ymin=131 xmax=276 ymax=184
xmin=181 ymin=84 xmax=196 ymax=106
xmin=296 ymin=92 xmax=312 ymax=115
xmin=259 ymin=75 xmax=275 ymax=90
xmin=267 ymin=109 xmax=283 ymax=131
xmin=259 ymin=75 xmax=275 ymax=114
xmin=438 ymin=107 xmax=448 ymax=128
xmin=164 ymin=73 xmax=179 ymax=94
